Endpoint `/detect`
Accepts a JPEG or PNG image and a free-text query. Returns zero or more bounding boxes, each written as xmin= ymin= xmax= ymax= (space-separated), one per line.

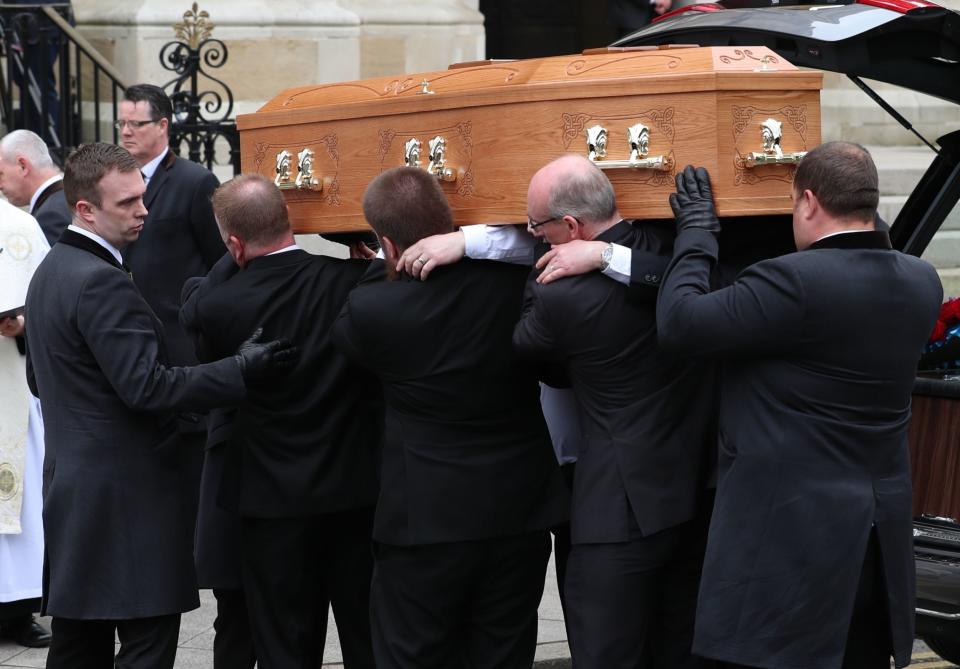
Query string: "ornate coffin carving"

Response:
xmin=237 ymin=46 xmax=822 ymax=234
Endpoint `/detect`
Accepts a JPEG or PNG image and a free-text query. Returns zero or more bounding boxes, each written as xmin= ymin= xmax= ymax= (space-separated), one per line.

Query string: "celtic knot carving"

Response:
xmin=378 ymin=129 xmax=397 ymax=165
xmin=326 ymin=178 xmax=341 ymax=207
xmin=320 ymin=134 xmax=339 ymax=163
xmin=456 ymin=122 xmax=473 ymax=152
xmin=645 ymin=108 xmax=675 ymax=142
xmin=457 ymin=169 xmax=475 ymax=197
xmin=562 ymin=113 xmax=593 ymax=149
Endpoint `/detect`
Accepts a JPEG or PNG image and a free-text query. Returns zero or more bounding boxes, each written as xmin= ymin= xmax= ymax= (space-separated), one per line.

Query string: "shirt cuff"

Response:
xmin=461 ymin=224 xmax=536 ymax=265
xmin=600 ymin=243 xmax=631 ymax=286
xmin=461 ymin=224 xmax=490 ymax=259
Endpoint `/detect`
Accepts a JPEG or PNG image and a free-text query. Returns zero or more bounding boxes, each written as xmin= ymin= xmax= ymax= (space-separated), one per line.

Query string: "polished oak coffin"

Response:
xmin=237 ymin=46 xmax=822 ymax=234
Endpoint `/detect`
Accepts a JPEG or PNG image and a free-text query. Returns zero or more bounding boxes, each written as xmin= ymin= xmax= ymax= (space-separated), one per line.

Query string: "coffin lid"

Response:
xmin=237 ymin=45 xmax=821 ymax=131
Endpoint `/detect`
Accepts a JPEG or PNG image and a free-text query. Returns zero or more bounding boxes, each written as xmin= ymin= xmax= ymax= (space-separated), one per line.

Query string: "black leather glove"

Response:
xmin=235 ymin=327 xmax=299 ymax=381
xmin=670 ymin=165 xmax=721 ymax=236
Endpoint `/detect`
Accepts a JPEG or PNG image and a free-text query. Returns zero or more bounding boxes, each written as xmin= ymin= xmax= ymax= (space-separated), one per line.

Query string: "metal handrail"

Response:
xmin=40 ymin=6 xmax=125 ymax=89
xmin=0 ymin=2 xmax=126 ymax=161
xmin=0 ymin=2 xmax=238 ymax=174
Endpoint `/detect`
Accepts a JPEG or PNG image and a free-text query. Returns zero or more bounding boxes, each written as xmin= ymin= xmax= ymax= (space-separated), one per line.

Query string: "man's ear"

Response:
xmin=380 ymin=235 xmax=399 ymax=263
xmin=799 ymin=189 xmax=818 ymax=220
xmin=16 ymin=156 xmax=29 ymax=175
xmin=562 ymin=215 xmax=582 ymax=241
xmin=75 ymin=199 xmax=96 ymax=225
xmin=226 ymin=234 xmax=246 ymax=268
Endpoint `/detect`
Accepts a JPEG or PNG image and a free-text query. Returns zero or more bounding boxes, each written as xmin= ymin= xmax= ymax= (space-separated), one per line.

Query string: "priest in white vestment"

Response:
xmin=0 ymin=198 xmax=50 ymax=647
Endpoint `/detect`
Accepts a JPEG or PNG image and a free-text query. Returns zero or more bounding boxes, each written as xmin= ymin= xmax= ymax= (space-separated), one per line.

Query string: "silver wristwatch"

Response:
xmin=599 ymin=243 xmax=614 ymax=272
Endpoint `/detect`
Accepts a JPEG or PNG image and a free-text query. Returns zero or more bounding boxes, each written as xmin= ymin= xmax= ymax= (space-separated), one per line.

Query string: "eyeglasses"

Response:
xmin=114 ymin=119 xmax=159 ymax=131
xmin=527 ymin=215 xmax=560 ymax=231
xmin=527 ymin=215 xmax=578 ymax=231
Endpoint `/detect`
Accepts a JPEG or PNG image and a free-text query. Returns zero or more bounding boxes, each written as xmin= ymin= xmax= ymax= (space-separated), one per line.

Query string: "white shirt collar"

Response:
xmin=67 ymin=224 xmax=124 ymax=265
xmin=30 ymin=174 xmax=63 ymax=213
xmin=266 ymin=243 xmax=300 ymax=256
xmin=813 ymin=229 xmax=870 ymax=243
xmin=140 ymin=147 xmax=169 ymax=183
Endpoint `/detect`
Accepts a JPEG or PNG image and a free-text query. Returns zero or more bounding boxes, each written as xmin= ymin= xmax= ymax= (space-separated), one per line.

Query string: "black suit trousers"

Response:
xmin=45 ymin=614 xmax=180 ymax=669
xmin=553 ymin=463 xmax=576 ymax=619
xmin=721 ymin=530 xmax=892 ymax=669
xmin=241 ymin=508 xmax=375 ymax=669
xmin=566 ymin=499 xmax=713 ymax=669
xmin=371 ymin=531 xmax=552 ymax=669
xmin=212 ymin=588 xmax=255 ymax=669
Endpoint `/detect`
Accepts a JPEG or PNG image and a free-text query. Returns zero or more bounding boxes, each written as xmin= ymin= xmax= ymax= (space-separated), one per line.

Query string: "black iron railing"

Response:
xmin=0 ymin=2 xmax=240 ymax=175
xmin=0 ymin=3 xmax=126 ymax=164
xmin=161 ymin=3 xmax=240 ymax=175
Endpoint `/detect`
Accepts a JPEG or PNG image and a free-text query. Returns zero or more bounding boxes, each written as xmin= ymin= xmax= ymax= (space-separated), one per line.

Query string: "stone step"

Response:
xmin=865 ymin=144 xmax=960 ymax=270
xmin=870 ymin=145 xmax=937 ymax=197
xmin=939 ymin=268 xmax=960 ymax=298
xmin=923 ymin=231 xmax=960 ymax=271
xmin=820 ymin=73 xmax=960 ymax=146
xmin=881 ymin=196 xmax=960 ymax=232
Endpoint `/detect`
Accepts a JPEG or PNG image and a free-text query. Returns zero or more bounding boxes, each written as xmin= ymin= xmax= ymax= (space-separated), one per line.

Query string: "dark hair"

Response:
xmin=123 ymin=83 xmax=173 ymax=130
xmin=63 ymin=143 xmax=140 ymax=208
xmin=212 ymin=174 xmax=290 ymax=246
xmin=362 ymin=167 xmax=454 ymax=249
xmin=794 ymin=141 xmax=879 ymax=222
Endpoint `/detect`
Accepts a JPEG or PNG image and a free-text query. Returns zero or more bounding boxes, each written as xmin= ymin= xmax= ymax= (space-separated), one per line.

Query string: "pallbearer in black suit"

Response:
xmin=118 ymin=84 xmax=225 ymax=563
xmin=0 ymin=129 xmax=71 ymax=246
xmin=180 ymin=174 xmax=382 ymax=669
xmin=657 ymin=144 xmax=944 ymax=669
xmin=332 ymin=167 xmax=568 ymax=669
xmin=25 ymin=143 xmax=296 ymax=669
xmin=512 ymin=155 xmax=716 ymax=669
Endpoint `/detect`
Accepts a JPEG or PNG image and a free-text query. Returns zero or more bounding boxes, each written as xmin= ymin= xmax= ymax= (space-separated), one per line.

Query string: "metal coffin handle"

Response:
xmin=274 ymin=148 xmax=323 ymax=192
xmin=405 ymin=136 xmax=458 ymax=183
xmin=745 ymin=118 xmax=806 ymax=168
xmin=585 ymin=124 xmax=672 ymax=172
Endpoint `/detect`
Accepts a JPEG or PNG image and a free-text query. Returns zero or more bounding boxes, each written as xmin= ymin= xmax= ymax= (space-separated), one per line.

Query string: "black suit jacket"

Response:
xmin=332 ymin=259 xmax=569 ymax=546
xmin=25 ymin=229 xmax=246 ymax=619
xmin=656 ymin=228 xmax=943 ymax=669
xmin=514 ymin=220 xmax=717 ymax=544
xmin=180 ymin=250 xmax=382 ymax=519
xmin=123 ymin=150 xmax=223 ymax=370
xmin=30 ymin=178 xmax=71 ymax=246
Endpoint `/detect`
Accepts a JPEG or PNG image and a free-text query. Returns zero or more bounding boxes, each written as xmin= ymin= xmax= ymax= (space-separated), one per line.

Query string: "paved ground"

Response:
xmin=1 ymin=555 xmax=955 ymax=669
xmin=0 ymin=552 xmax=571 ymax=668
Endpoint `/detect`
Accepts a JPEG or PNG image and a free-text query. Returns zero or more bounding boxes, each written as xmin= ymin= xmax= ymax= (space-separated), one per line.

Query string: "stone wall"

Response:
xmin=74 ymin=0 xmax=484 ymax=117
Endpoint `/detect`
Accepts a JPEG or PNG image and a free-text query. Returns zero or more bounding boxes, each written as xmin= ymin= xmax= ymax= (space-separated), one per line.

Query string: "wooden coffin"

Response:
xmin=237 ymin=46 xmax=822 ymax=234
xmin=910 ymin=377 xmax=960 ymax=521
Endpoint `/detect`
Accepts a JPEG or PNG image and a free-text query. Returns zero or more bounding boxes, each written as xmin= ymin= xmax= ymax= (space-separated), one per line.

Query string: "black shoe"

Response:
xmin=0 ymin=617 xmax=51 ymax=648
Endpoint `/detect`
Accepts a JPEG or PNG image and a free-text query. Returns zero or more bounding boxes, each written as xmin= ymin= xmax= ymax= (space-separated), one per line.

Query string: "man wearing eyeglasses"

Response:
xmin=117 ymin=84 xmax=224 ymax=378
xmin=509 ymin=155 xmax=716 ymax=669
xmin=115 ymin=84 xmax=239 ymax=665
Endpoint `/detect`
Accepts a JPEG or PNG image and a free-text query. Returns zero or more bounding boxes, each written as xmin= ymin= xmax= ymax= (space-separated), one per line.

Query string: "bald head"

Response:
xmin=526 ymin=154 xmax=620 ymax=242
xmin=530 ymin=155 xmax=618 ymax=222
